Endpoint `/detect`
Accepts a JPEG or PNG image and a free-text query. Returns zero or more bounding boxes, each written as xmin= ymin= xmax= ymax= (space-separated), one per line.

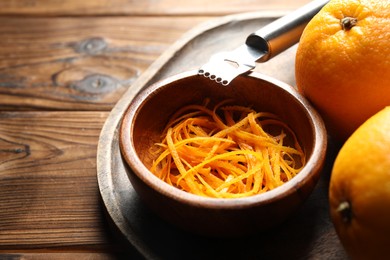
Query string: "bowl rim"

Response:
xmin=119 ymin=70 xmax=327 ymax=209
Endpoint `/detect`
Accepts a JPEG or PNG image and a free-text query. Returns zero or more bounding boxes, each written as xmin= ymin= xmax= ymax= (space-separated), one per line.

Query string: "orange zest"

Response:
xmin=150 ymin=99 xmax=305 ymax=198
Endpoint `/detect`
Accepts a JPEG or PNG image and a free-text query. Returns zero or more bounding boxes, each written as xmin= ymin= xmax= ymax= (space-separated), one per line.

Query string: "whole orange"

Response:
xmin=329 ymin=107 xmax=390 ymax=260
xmin=295 ymin=0 xmax=390 ymax=142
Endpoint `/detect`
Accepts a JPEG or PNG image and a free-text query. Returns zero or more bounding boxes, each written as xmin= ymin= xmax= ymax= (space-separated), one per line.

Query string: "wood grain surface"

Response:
xmin=0 ymin=112 xmax=135 ymax=258
xmin=0 ymin=16 xmax=207 ymax=111
xmin=0 ymin=112 xmax=108 ymax=245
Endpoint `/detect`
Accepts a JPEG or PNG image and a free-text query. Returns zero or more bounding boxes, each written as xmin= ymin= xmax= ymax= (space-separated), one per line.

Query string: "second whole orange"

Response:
xmin=328 ymin=106 xmax=390 ymax=260
xmin=295 ymin=0 xmax=390 ymax=142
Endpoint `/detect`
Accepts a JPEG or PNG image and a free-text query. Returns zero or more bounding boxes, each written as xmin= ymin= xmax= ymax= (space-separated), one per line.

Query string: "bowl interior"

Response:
xmin=130 ymin=72 xmax=316 ymax=174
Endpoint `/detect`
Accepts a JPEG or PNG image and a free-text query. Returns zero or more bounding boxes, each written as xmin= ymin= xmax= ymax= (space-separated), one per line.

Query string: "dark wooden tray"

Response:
xmin=97 ymin=11 xmax=347 ymax=259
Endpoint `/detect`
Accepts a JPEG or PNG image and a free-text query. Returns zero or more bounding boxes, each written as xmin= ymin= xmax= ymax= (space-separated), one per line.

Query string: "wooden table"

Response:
xmin=0 ymin=1 xmax=347 ymax=259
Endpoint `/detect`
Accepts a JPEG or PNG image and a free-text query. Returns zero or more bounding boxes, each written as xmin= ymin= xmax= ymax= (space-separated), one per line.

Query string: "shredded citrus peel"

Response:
xmin=149 ymin=99 xmax=305 ymax=198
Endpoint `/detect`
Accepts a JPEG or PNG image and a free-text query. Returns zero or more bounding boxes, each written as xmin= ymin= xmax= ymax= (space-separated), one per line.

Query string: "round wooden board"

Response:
xmin=97 ymin=11 xmax=347 ymax=259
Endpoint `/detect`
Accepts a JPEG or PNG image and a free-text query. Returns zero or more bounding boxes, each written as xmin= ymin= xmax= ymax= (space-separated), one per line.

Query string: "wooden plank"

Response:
xmin=0 ymin=16 xmax=207 ymax=111
xmin=0 ymin=0 xmax=311 ymax=16
xmin=0 ymin=111 xmax=116 ymax=249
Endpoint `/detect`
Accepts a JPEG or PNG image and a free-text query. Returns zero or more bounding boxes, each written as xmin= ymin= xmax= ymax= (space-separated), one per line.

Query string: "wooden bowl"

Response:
xmin=119 ymin=70 xmax=327 ymax=237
